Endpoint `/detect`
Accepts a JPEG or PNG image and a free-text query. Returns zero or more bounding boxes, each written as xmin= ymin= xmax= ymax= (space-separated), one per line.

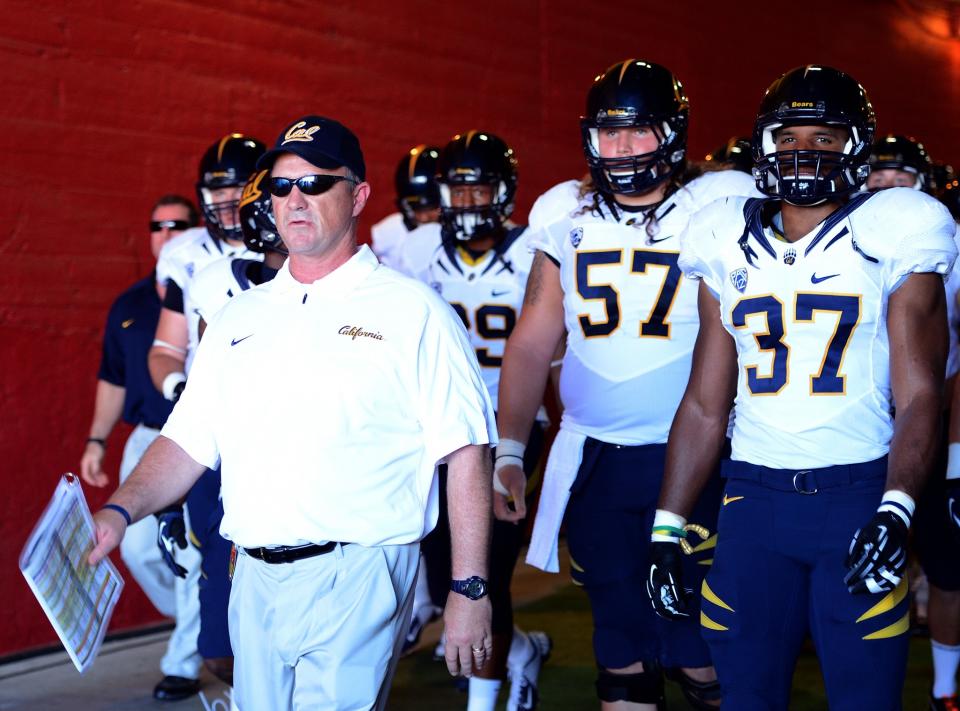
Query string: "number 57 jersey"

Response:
xmin=681 ymin=187 xmax=957 ymax=469
xmin=529 ymin=170 xmax=761 ymax=445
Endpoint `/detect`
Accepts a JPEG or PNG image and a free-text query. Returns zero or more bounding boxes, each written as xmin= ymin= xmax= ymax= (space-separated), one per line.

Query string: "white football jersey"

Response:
xmin=393 ymin=221 xmax=443 ymax=277
xmin=946 ymin=224 xmax=960 ymax=379
xmin=370 ymin=212 xmax=421 ymax=269
xmin=530 ymin=170 xmax=761 ymax=445
xmin=415 ymin=228 xmax=533 ymax=410
xmin=156 ymin=227 xmax=259 ymax=292
xmin=156 ymin=227 xmax=262 ymax=374
xmin=681 ymin=187 xmax=957 ymax=469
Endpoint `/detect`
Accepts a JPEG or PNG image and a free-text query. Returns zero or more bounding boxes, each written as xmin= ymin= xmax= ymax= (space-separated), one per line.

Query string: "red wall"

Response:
xmin=2 ymin=0 xmax=959 ymax=658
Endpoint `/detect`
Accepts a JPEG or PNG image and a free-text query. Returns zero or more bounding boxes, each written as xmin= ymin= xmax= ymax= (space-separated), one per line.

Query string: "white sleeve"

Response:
xmin=415 ymin=294 xmax=498 ymax=465
xmin=883 ymin=198 xmax=958 ymax=290
xmin=160 ymin=320 xmax=222 ymax=469
xmin=678 ymin=201 xmax=726 ymax=297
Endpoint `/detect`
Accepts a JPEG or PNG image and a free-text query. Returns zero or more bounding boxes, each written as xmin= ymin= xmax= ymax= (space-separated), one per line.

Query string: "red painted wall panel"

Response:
xmin=2 ymin=0 xmax=958 ymax=658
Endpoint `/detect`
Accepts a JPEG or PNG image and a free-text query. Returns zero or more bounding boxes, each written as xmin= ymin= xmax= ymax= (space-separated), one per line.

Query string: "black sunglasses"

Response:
xmin=268 ymin=174 xmax=358 ymax=197
xmin=150 ymin=219 xmax=191 ymax=232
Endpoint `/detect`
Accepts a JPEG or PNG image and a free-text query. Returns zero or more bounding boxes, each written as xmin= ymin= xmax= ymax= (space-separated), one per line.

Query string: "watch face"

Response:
xmin=466 ymin=578 xmax=484 ymax=598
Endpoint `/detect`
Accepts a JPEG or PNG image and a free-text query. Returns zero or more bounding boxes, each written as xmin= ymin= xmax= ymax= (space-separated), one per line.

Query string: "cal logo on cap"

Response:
xmin=791 ymin=101 xmax=815 ymax=108
xmin=282 ymin=121 xmax=320 ymax=145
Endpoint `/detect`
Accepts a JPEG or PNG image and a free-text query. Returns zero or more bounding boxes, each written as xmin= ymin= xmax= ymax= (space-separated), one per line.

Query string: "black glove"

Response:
xmin=172 ymin=380 xmax=186 ymax=404
xmin=647 ymin=541 xmax=693 ymax=619
xmin=155 ymin=504 xmax=188 ymax=578
xmin=947 ymin=480 xmax=960 ymax=542
xmin=843 ymin=511 xmax=908 ymax=594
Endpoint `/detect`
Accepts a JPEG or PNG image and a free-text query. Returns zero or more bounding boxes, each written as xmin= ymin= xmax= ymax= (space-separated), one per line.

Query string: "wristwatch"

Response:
xmin=450 ymin=576 xmax=489 ymax=600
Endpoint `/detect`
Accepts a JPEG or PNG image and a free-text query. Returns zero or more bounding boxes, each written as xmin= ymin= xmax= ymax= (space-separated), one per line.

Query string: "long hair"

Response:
xmin=576 ymin=162 xmax=705 ymax=237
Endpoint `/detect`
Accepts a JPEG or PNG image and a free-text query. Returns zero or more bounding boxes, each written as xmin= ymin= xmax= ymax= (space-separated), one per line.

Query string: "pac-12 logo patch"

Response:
xmin=730 ymin=268 xmax=748 ymax=293
xmin=570 ymin=227 xmax=583 ymax=247
xmin=783 ymin=247 xmax=796 ymax=265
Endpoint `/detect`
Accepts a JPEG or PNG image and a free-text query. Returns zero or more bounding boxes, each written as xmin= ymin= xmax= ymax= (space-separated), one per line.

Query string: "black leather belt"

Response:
xmin=243 ymin=541 xmax=344 ymax=564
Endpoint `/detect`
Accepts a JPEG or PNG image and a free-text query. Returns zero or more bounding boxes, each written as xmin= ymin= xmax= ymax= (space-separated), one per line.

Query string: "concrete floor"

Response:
xmin=0 ymin=545 xmax=569 ymax=710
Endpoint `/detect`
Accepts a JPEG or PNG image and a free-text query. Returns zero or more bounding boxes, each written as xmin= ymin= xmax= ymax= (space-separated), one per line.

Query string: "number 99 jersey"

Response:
xmin=530 ymin=170 xmax=761 ymax=445
xmin=680 ymin=187 xmax=957 ymax=469
xmin=415 ymin=226 xmax=533 ymax=410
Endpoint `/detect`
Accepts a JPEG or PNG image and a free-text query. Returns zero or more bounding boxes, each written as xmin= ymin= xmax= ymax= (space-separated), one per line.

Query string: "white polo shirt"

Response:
xmin=162 ymin=245 xmax=498 ymax=548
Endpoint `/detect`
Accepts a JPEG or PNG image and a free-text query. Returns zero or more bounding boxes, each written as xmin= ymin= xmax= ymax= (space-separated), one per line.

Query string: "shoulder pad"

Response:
xmin=528 ymin=180 xmax=582 ymax=231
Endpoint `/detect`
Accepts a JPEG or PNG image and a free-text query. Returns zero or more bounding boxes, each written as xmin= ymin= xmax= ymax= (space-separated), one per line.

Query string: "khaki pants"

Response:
xmin=229 ymin=541 xmax=419 ymax=711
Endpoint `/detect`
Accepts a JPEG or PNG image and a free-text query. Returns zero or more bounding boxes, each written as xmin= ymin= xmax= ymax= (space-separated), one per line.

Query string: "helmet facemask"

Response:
xmin=753 ymin=121 xmax=868 ymax=206
xmin=199 ymin=184 xmax=244 ymax=242
xmin=581 ymin=118 xmax=686 ymax=196
xmin=439 ymin=180 xmax=512 ymax=243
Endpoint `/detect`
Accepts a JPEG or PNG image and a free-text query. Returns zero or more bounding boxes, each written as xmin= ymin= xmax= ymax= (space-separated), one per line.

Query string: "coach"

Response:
xmin=89 ymin=115 xmax=498 ymax=710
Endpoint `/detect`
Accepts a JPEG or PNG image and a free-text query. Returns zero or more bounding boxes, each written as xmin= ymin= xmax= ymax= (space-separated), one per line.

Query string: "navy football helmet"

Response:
xmin=436 ymin=131 xmax=517 ymax=243
xmin=930 ymin=162 xmax=956 ymax=197
xmin=580 ymin=59 xmax=689 ymax=196
xmin=395 ymin=145 xmax=441 ymax=230
xmin=868 ymin=134 xmax=932 ymax=191
xmin=197 ymin=134 xmax=266 ymax=242
xmin=239 ymin=169 xmax=284 ymax=254
xmin=705 ymin=137 xmax=753 ymax=174
xmin=752 ymin=65 xmax=876 ymax=205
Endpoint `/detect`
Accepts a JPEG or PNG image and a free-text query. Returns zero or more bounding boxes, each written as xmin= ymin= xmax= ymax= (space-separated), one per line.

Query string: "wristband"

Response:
xmin=102 ymin=503 xmax=132 ymax=526
xmin=948 ymin=443 xmax=960 ymax=481
xmin=878 ymin=489 xmax=915 ymax=528
xmin=86 ymin=437 xmax=106 ymax=448
xmin=493 ymin=439 xmax=526 ymax=496
xmin=162 ymin=372 xmax=187 ymax=401
xmin=652 ymin=509 xmax=687 ymax=542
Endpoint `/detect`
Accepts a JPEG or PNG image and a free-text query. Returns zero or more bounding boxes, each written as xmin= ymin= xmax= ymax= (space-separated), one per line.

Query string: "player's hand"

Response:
xmin=87 ymin=508 xmax=127 ymax=566
xmin=155 ymin=505 xmax=188 ymax=578
xmin=442 ymin=594 xmax=493 ymax=677
xmin=493 ymin=462 xmax=527 ymax=523
xmin=80 ymin=442 xmax=108 ymax=487
xmin=844 ymin=511 xmax=908 ymax=594
xmin=647 ymin=541 xmax=693 ymax=619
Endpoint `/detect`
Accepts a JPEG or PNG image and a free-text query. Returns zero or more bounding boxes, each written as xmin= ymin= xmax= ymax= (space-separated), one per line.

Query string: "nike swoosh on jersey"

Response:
xmin=491 ymin=289 xmax=511 ymax=297
xmin=647 ymin=234 xmax=675 ymax=244
xmin=231 ymin=334 xmax=253 ymax=346
xmin=722 ymin=495 xmax=744 ymax=506
xmin=121 ymin=318 xmax=135 ymax=328
xmin=811 ymin=273 xmax=840 ymax=284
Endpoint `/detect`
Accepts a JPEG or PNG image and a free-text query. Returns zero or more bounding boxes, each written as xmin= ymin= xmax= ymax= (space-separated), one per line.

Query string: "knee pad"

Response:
xmin=596 ymin=664 xmax=665 ymax=707
xmin=665 ymin=667 xmax=722 ymax=710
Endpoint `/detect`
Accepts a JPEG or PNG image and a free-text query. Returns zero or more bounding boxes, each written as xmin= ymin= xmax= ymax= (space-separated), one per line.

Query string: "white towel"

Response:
xmin=525 ymin=428 xmax=587 ymax=572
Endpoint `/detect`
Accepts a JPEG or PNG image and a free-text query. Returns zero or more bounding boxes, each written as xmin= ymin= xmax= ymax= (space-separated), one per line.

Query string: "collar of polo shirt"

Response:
xmin=273 ymin=244 xmax=380 ymax=297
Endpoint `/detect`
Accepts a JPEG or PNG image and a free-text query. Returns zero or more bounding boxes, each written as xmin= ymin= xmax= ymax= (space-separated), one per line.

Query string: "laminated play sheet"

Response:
xmin=19 ymin=474 xmax=124 ymax=673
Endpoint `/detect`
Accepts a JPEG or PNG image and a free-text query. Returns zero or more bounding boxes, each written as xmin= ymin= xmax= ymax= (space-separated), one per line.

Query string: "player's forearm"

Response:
xmin=106 ymin=436 xmax=206 ymax=522
xmin=887 ymin=386 xmax=943 ymax=499
xmin=445 ymin=443 xmax=492 ymax=579
xmin=658 ymin=396 xmax=729 ymax=518
xmin=147 ymin=348 xmax=186 ymax=393
xmin=88 ymin=380 xmax=125 ymax=439
xmin=498 ymin=338 xmax=554 ymax=444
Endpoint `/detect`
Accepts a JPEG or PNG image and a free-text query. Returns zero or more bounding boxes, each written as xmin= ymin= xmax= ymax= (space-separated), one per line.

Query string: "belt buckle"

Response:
xmin=792 ymin=470 xmax=818 ymax=495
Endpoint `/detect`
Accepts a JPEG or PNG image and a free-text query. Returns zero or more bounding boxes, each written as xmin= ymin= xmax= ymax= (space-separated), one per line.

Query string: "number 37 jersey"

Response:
xmin=529 ymin=170 xmax=761 ymax=445
xmin=680 ymin=187 xmax=957 ymax=469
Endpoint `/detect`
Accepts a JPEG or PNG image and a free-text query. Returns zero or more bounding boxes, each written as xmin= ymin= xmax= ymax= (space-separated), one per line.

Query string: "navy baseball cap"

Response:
xmin=257 ymin=115 xmax=366 ymax=180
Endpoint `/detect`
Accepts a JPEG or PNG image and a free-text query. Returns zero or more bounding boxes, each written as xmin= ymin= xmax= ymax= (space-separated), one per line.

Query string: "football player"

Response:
xmin=370 ymin=144 xmax=442 ymax=271
xmin=648 ymin=65 xmax=956 ymax=709
xmin=408 ymin=130 xmax=551 ymax=711
xmin=866 ymin=139 xmax=960 ymax=710
xmin=145 ymin=134 xmax=264 ymax=688
xmin=865 ymin=134 xmax=933 ymax=191
xmin=171 ymin=169 xmax=287 ymax=688
xmin=496 ymin=59 xmax=761 ymax=710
